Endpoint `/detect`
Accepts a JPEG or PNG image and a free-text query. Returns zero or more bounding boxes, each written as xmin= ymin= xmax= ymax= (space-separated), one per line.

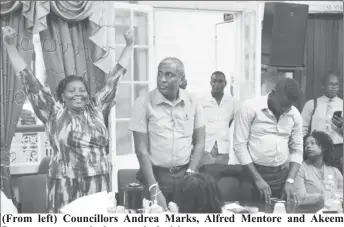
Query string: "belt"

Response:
xmin=153 ymin=163 xmax=189 ymax=174
xmin=254 ymin=162 xmax=289 ymax=172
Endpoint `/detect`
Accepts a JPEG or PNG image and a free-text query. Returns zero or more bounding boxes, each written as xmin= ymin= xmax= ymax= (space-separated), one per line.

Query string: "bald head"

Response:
xmin=158 ymin=57 xmax=185 ymax=77
xmin=157 ymin=57 xmax=185 ymax=101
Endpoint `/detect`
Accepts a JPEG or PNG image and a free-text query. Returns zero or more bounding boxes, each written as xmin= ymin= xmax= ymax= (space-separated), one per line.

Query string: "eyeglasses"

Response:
xmin=327 ymin=83 xmax=340 ymax=88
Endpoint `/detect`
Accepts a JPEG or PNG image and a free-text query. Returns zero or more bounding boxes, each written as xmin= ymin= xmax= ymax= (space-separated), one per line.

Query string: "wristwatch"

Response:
xmin=286 ymin=178 xmax=294 ymax=184
xmin=186 ymin=169 xmax=195 ymax=175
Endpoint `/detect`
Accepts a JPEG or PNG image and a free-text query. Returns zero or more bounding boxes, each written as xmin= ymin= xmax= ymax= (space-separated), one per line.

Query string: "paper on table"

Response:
xmin=60 ymin=191 xmax=113 ymax=214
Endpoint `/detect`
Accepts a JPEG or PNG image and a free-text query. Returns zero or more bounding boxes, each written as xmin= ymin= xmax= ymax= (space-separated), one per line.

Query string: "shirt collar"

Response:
xmin=208 ymin=92 xmax=231 ymax=103
xmin=322 ymin=95 xmax=338 ymax=102
xmin=257 ymin=94 xmax=270 ymax=110
xmin=153 ymin=88 xmax=187 ymax=106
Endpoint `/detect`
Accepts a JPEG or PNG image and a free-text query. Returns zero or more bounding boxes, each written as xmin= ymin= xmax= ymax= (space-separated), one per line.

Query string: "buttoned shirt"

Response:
xmin=129 ymin=88 xmax=205 ymax=167
xmin=233 ymin=95 xmax=303 ymax=166
xmin=200 ymin=94 xmax=235 ymax=154
xmin=301 ymin=95 xmax=343 ymax=145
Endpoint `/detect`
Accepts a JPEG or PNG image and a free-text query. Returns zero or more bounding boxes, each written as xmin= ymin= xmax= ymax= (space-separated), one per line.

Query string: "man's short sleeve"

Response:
xmin=128 ymin=96 xmax=148 ymax=133
xmin=194 ymin=98 xmax=205 ymax=129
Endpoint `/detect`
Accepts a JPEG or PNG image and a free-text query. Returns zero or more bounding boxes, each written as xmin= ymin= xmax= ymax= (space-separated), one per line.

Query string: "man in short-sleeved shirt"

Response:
xmin=129 ymin=57 xmax=205 ymax=210
xmin=199 ymin=71 xmax=236 ymax=166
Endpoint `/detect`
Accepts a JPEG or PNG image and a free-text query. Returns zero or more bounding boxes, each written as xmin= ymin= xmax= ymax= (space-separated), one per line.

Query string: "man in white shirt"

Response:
xmin=301 ymin=73 xmax=343 ymax=172
xmin=234 ymin=78 xmax=303 ymax=202
xmin=199 ymin=71 xmax=236 ymax=166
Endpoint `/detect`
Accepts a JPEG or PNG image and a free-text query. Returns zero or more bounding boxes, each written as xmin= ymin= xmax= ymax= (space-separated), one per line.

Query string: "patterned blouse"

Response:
xmin=18 ymin=64 xmax=126 ymax=179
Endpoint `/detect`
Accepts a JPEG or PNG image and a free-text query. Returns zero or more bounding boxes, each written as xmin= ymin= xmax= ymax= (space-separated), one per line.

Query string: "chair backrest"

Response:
xmin=16 ymin=174 xmax=48 ymax=213
xmin=117 ymin=169 xmax=139 ymax=205
xmin=38 ymin=156 xmax=51 ymax=174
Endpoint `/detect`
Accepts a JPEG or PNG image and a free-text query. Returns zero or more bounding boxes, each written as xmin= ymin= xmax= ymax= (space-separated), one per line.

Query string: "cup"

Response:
xmin=143 ymin=198 xmax=153 ymax=213
xmin=124 ymin=183 xmax=144 ymax=210
xmin=273 ymin=202 xmax=287 ymax=214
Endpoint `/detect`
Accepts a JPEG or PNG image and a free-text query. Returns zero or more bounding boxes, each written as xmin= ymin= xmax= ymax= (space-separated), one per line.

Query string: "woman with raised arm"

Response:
xmin=2 ymin=26 xmax=134 ymax=213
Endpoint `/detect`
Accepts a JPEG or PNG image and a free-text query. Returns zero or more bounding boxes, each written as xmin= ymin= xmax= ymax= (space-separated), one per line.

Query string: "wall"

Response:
xmin=304 ymin=14 xmax=343 ymax=102
xmin=154 ymin=9 xmax=236 ymax=98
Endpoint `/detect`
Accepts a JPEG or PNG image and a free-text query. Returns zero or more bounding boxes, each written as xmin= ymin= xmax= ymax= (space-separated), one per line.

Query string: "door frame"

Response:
xmin=110 ymin=2 xmax=154 ymax=192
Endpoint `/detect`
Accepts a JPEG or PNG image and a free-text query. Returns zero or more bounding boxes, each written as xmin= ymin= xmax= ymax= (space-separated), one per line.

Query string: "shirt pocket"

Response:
xmin=148 ymin=112 xmax=169 ymax=133
xmin=183 ymin=115 xmax=194 ymax=136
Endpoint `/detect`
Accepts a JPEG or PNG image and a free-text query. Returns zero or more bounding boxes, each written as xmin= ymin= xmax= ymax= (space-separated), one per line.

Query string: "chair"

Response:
xmin=16 ymin=174 xmax=48 ymax=213
xmin=17 ymin=157 xmax=50 ymax=213
xmin=199 ymin=164 xmax=244 ymax=202
xmin=38 ymin=156 xmax=51 ymax=174
xmin=117 ymin=169 xmax=139 ymax=205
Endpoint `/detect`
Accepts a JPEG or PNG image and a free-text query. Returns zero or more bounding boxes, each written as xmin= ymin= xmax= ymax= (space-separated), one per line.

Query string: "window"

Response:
xmin=111 ymin=3 xmax=153 ymax=157
xmin=10 ymin=33 xmax=50 ymax=171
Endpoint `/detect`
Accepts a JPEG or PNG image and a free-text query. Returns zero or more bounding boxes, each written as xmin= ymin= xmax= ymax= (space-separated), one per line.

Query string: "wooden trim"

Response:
xmin=16 ymin=125 xmax=45 ymax=133
xmin=139 ymin=1 xmax=343 ymax=14
xmin=284 ymin=1 xmax=343 ymax=14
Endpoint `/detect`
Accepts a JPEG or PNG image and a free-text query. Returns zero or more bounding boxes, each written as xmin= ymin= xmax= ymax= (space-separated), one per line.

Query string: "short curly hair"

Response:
xmin=175 ymin=173 xmax=223 ymax=213
xmin=55 ymin=75 xmax=90 ymax=103
xmin=275 ymin=78 xmax=301 ymax=102
xmin=304 ymin=130 xmax=336 ymax=167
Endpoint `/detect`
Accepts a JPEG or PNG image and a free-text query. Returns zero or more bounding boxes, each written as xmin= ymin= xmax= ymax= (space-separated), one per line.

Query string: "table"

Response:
xmin=229 ymin=200 xmax=324 ymax=214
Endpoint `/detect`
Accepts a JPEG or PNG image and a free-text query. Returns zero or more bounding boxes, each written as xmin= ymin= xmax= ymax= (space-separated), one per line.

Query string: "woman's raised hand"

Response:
xmin=123 ymin=28 xmax=135 ymax=47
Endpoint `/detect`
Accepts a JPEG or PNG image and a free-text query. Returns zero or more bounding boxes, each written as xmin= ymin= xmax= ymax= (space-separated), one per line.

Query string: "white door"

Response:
xmin=215 ymin=17 xmax=239 ymax=98
xmin=214 ymin=15 xmax=241 ymax=164
xmin=238 ymin=3 xmax=263 ymax=102
xmin=110 ymin=2 xmax=153 ymax=192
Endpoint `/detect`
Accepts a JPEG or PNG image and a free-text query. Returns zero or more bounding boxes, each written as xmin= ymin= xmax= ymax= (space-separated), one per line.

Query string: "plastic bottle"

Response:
xmin=324 ymin=175 xmax=335 ymax=209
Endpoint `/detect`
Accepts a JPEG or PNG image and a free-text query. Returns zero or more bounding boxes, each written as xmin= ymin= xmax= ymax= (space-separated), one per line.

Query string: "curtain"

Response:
xmin=39 ymin=1 xmax=117 ymax=98
xmin=0 ymin=1 xmax=35 ymax=204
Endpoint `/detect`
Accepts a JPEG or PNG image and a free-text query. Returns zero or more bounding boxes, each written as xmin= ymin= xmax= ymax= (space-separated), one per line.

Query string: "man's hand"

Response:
xmin=332 ymin=116 xmax=343 ymax=129
xmin=281 ymin=182 xmax=295 ymax=201
xmin=255 ymin=178 xmax=271 ymax=201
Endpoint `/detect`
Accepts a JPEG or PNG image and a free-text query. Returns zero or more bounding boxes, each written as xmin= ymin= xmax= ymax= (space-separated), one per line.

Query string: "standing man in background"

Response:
xmin=301 ymin=73 xmax=343 ymax=172
xmin=199 ymin=71 xmax=236 ymax=166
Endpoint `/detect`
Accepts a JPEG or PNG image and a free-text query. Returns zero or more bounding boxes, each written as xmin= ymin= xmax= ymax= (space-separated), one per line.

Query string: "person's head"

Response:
xmin=322 ymin=73 xmax=340 ymax=99
xmin=157 ymin=57 xmax=185 ymax=100
xmin=304 ymin=131 xmax=335 ymax=166
xmin=175 ymin=173 xmax=223 ymax=213
xmin=56 ymin=75 xmax=90 ymax=111
xmin=269 ymin=78 xmax=301 ymax=115
xmin=210 ymin=71 xmax=227 ymax=94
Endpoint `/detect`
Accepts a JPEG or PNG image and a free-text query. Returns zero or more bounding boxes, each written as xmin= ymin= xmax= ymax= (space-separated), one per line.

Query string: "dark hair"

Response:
xmin=56 ymin=75 xmax=90 ymax=103
xmin=175 ymin=173 xmax=223 ymax=213
xmin=211 ymin=71 xmax=226 ymax=80
xmin=275 ymin=78 xmax=301 ymax=102
xmin=321 ymin=73 xmax=339 ymax=86
xmin=304 ymin=130 xmax=335 ymax=167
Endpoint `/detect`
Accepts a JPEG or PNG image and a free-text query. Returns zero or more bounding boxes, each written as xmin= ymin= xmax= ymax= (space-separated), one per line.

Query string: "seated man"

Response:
xmin=129 ymin=57 xmax=205 ymax=210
